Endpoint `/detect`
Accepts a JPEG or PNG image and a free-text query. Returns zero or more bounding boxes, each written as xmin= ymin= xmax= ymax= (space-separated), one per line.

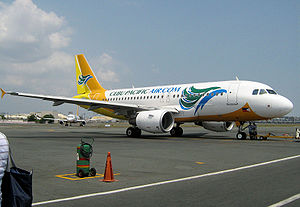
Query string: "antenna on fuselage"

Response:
xmin=235 ymin=76 xmax=240 ymax=81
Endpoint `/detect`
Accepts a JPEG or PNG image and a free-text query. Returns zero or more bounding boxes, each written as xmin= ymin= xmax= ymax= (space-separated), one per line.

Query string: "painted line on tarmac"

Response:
xmin=268 ymin=193 xmax=300 ymax=207
xmin=32 ymin=154 xmax=300 ymax=206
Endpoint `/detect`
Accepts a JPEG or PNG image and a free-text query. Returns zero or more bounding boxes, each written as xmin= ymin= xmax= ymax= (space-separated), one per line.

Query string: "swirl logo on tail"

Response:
xmin=179 ymin=86 xmax=227 ymax=115
xmin=78 ymin=74 xmax=93 ymax=86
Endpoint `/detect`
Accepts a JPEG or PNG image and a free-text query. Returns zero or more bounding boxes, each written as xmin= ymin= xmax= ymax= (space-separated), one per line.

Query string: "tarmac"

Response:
xmin=0 ymin=123 xmax=299 ymax=207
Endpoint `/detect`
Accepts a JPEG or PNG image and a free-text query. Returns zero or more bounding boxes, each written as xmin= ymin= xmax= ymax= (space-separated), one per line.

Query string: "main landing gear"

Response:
xmin=236 ymin=121 xmax=261 ymax=140
xmin=125 ymin=124 xmax=184 ymax=138
xmin=126 ymin=127 xmax=141 ymax=138
xmin=170 ymin=124 xmax=183 ymax=137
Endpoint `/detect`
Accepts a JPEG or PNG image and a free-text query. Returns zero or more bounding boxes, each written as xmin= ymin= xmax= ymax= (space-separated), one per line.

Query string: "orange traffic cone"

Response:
xmin=102 ymin=152 xmax=117 ymax=182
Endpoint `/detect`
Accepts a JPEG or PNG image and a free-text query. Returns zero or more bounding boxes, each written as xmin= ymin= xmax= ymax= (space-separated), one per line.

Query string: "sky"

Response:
xmin=0 ymin=0 xmax=299 ymax=116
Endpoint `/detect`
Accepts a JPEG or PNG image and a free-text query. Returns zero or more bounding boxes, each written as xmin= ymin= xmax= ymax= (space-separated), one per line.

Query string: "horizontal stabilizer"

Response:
xmin=1 ymin=88 xmax=6 ymax=99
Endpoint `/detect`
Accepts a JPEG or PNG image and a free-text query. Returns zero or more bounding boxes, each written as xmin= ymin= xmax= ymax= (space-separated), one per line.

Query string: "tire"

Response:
xmin=177 ymin=127 xmax=183 ymax=137
xmin=170 ymin=128 xmax=177 ymax=137
xmin=78 ymin=170 xmax=84 ymax=178
xmin=126 ymin=127 xmax=135 ymax=137
xmin=90 ymin=168 xmax=96 ymax=176
xmin=261 ymin=136 xmax=267 ymax=140
xmin=133 ymin=128 xmax=141 ymax=138
xmin=170 ymin=127 xmax=183 ymax=137
xmin=236 ymin=132 xmax=247 ymax=140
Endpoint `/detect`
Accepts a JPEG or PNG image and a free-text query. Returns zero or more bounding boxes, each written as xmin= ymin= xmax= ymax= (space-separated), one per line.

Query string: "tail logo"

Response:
xmin=78 ymin=74 xmax=93 ymax=86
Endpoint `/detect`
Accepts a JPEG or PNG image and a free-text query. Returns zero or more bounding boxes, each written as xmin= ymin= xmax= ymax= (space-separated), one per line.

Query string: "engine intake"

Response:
xmin=136 ymin=110 xmax=174 ymax=133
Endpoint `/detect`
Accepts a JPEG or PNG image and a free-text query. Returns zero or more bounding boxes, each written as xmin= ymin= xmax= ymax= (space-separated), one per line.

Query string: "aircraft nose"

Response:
xmin=278 ymin=96 xmax=293 ymax=116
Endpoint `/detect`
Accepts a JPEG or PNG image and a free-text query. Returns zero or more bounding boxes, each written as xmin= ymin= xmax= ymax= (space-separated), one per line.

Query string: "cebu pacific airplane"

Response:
xmin=1 ymin=54 xmax=293 ymax=139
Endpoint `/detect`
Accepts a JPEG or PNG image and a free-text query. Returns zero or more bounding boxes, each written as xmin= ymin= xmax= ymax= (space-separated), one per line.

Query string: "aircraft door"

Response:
xmin=161 ymin=93 xmax=170 ymax=104
xmin=227 ymin=83 xmax=240 ymax=105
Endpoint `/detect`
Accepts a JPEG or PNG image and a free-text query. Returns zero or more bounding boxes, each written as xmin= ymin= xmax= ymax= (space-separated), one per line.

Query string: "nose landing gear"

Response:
xmin=236 ymin=121 xmax=258 ymax=140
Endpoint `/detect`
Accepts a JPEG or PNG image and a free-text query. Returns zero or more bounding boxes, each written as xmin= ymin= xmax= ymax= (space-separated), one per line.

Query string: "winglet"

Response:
xmin=0 ymin=88 xmax=6 ymax=99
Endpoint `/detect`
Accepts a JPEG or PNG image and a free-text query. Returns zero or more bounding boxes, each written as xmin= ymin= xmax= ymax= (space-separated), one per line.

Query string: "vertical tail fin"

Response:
xmin=75 ymin=54 xmax=106 ymax=94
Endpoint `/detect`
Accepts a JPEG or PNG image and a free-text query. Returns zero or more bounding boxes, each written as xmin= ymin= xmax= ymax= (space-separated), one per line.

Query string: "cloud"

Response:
xmin=0 ymin=0 xmax=74 ymax=95
xmin=0 ymin=0 xmax=71 ymax=62
xmin=1 ymin=51 xmax=74 ymax=93
xmin=92 ymin=53 xmax=120 ymax=84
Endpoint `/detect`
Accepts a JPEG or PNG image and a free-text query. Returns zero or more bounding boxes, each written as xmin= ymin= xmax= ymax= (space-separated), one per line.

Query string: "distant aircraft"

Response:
xmin=42 ymin=113 xmax=86 ymax=126
xmin=1 ymin=54 xmax=293 ymax=139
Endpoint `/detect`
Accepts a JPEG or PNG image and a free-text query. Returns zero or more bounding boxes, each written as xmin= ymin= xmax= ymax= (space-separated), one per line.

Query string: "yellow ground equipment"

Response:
xmin=257 ymin=128 xmax=300 ymax=140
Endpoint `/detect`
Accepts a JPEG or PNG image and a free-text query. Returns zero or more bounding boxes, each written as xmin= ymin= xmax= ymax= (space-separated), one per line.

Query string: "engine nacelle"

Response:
xmin=136 ymin=110 xmax=174 ymax=133
xmin=198 ymin=121 xmax=234 ymax=132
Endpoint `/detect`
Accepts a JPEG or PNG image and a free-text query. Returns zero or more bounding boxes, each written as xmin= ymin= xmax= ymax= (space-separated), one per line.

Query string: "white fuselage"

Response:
xmin=103 ymin=80 xmax=293 ymax=122
xmin=66 ymin=114 xmax=82 ymax=123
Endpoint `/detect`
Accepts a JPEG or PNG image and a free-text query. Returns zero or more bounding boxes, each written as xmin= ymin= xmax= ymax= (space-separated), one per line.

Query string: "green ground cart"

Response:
xmin=76 ymin=138 xmax=96 ymax=177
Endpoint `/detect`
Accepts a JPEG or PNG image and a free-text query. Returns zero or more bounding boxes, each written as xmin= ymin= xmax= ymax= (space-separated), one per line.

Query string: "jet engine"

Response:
xmin=196 ymin=121 xmax=234 ymax=132
xmin=135 ymin=110 xmax=174 ymax=133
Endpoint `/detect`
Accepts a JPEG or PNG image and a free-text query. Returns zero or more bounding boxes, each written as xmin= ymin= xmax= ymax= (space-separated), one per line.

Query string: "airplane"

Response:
xmin=0 ymin=54 xmax=293 ymax=139
xmin=40 ymin=113 xmax=87 ymax=126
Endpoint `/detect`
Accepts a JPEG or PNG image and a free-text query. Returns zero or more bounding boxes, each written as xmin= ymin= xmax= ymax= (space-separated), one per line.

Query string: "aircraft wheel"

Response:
xmin=236 ymin=132 xmax=247 ymax=140
xmin=126 ymin=127 xmax=135 ymax=137
xmin=176 ymin=127 xmax=183 ymax=136
xmin=170 ymin=127 xmax=183 ymax=137
xmin=133 ymin=128 xmax=141 ymax=138
xmin=170 ymin=128 xmax=177 ymax=136
xmin=126 ymin=127 xmax=141 ymax=138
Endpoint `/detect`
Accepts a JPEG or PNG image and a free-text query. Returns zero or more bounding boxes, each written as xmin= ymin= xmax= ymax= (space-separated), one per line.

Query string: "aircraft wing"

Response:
xmin=1 ymin=89 xmax=176 ymax=116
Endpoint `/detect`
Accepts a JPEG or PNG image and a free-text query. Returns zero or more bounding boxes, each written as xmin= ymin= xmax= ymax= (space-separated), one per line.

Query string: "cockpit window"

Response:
xmin=252 ymin=89 xmax=259 ymax=95
xmin=266 ymin=89 xmax=277 ymax=95
xmin=259 ymin=89 xmax=267 ymax=95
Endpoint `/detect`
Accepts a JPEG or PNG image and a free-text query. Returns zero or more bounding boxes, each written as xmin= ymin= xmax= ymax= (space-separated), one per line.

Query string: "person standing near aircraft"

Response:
xmin=0 ymin=132 xmax=9 ymax=206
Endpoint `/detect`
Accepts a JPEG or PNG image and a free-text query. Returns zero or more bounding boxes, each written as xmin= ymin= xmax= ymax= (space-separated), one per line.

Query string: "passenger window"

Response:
xmin=259 ymin=89 xmax=267 ymax=95
xmin=252 ymin=89 xmax=259 ymax=95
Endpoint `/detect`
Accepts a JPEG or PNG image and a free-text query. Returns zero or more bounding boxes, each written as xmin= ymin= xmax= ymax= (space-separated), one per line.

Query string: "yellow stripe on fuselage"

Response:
xmin=175 ymin=103 xmax=266 ymax=122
